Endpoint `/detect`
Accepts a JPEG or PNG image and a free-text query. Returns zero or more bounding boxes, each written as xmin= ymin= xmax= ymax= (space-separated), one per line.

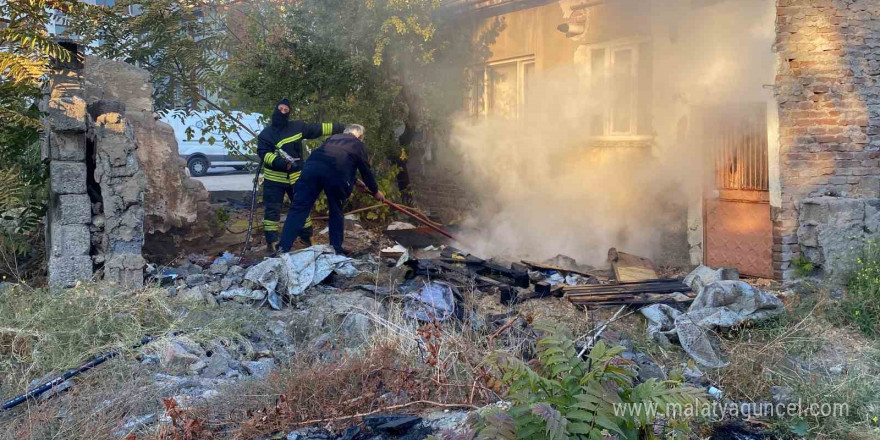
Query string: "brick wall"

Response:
xmin=774 ymin=0 xmax=880 ymax=279
xmin=406 ymin=142 xmax=476 ymax=224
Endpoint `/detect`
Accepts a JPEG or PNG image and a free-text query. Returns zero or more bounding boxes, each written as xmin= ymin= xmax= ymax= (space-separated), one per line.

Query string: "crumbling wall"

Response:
xmin=798 ymin=196 xmax=880 ymax=280
xmin=775 ymin=0 xmax=880 ymax=279
xmin=42 ymin=46 xmax=93 ymax=287
xmin=91 ymin=102 xmax=147 ymax=288
xmin=42 ymin=45 xmax=146 ymax=288
xmin=83 ymin=56 xmax=218 ymax=261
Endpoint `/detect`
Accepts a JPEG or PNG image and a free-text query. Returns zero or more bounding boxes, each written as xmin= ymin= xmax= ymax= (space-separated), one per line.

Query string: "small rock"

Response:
xmin=210 ymin=260 xmax=229 ymax=275
xmin=220 ymin=277 xmax=234 ymax=290
xmin=219 ymin=287 xmax=266 ymax=301
xmin=188 ymin=360 xmax=207 ymax=375
xmin=829 ymin=364 xmax=847 ymax=376
xmin=185 ymin=273 xmax=205 ymax=287
xmin=227 ymin=265 xmax=245 ymax=278
xmin=633 ymin=353 xmax=666 ymax=382
xmin=243 ymin=358 xmax=275 ymax=379
xmin=113 ymin=413 xmax=158 ymax=437
xmin=178 ymin=262 xmax=203 ymax=276
xmin=205 ymin=282 xmax=221 ymax=294
xmin=179 ymin=286 xmax=207 ymax=303
xmin=161 ymin=341 xmax=201 ymax=374
xmin=141 ymin=355 xmax=160 ymax=366
xmin=771 ymin=385 xmax=794 ymax=404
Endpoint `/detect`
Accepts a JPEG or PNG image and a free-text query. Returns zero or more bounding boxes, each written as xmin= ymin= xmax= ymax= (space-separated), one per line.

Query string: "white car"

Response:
xmin=162 ymin=110 xmax=265 ymax=177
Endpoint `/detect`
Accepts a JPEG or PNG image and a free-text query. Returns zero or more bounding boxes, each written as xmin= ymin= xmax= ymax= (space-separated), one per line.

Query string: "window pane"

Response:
xmin=590 ymin=49 xmax=605 ymax=136
xmin=488 ymin=63 xmax=518 ymax=119
xmin=611 ymin=49 xmax=633 ymax=133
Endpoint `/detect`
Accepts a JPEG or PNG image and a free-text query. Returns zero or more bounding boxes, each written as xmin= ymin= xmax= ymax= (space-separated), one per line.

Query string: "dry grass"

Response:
xmin=0 ymin=281 xmax=267 ymax=440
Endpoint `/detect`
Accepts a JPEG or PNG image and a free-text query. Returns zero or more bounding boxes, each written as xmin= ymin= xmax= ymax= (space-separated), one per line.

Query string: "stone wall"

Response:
xmin=774 ymin=0 xmax=880 ymax=279
xmin=41 ymin=45 xmax=146 ymax=288
xmin=42 ymin=46 xmax=93 ymax=287
xmin=407 ymin=140 xmax=476 ymax=224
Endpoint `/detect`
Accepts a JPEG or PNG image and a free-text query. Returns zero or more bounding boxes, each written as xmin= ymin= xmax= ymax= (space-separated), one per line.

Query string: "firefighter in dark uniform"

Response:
xmin=277 ymin=124 xmax=385 ymax=255
xmin=257 ymin=98 xmax=344 ymax=253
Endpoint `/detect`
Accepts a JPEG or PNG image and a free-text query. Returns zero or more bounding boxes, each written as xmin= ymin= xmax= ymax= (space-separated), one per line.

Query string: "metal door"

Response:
xmin=703 ymin=104 xmax=773 ymax=278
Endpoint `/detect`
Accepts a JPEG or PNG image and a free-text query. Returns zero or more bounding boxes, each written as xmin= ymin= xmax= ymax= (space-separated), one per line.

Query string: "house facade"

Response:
xmin=410 ymin=0 xmax=880 ymax=280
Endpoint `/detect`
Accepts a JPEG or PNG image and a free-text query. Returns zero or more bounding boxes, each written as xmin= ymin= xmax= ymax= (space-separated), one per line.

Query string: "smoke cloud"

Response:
xmin=445 ymin=0 xmax=776 ymax=267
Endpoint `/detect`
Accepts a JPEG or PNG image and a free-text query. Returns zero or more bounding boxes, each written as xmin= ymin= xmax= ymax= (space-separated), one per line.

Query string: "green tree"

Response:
xmin=76 ymin=0 xmax=499 ymax=209
xmin=0 ymin=0 xmax=94 ymax=276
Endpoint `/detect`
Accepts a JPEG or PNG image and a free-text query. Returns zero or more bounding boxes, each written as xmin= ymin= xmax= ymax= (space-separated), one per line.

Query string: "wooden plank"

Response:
xmin=520 ymin=260 xmax=594 ymax=277
xmin=607 ymin=248 xmax=658 ymax=282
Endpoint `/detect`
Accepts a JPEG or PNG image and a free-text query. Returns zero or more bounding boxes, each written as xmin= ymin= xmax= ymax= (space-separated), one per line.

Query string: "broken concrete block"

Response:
xmin=51 ymin=224 xmax=90 ymax=256
xmin=48 ymin=255 xmax=93 ymax=288
xmin=87 ymin=99 xmax=126 ymax=119
xmin=46 ymin=131 xmax=86 ymax=161
xmin=57 ymin=194 xmax=91 ymax=225
xmin=50 ymin=161 xmax=87 ymax=195
xmin=105 ymin=254 xmax=146 ymax=289
xmin=160 ymin=341 xmax=200 ymax=374
xmin=46 ymin=96 xmax=88 ymax=132
xmin=243 ymin=358 xmax=275 ymax=379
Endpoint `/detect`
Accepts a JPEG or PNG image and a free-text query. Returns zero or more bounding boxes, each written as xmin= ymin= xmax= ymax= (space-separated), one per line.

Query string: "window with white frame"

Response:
xmin=473 ymin=56 xmax=535 ymax=120
xmin=585 ymin=40 xmax=646 ymax=137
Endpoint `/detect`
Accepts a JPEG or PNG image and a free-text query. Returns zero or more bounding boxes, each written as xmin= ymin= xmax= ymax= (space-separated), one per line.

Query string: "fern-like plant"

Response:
xmin=444 ymin=324 xmax=706 ymax=440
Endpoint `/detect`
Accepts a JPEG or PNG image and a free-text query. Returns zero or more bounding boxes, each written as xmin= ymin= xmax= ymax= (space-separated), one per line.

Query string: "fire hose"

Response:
xmin=237 ymin=156 xmax=264 ymax=264
xmin=2 ymin=334 xmax=165 ymax=411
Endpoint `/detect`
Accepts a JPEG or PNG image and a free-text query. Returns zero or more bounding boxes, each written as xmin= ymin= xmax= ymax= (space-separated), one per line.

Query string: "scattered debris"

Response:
xmin=384 ymin=226 xmax=451 ymax=248
xmin=386 ymin=221 xmax=417 ymax=231
xmin=403 ymin=281 xmax=457 ymax=322
xmin=608 ymin=248 xmax=658 ymax=282
xmin=640 ymin=266 xmax=785 ymax=368
xmin=565 ymin=279 xmax=693 ymax=306
xmin=380 ymin=243 xmax=408 ymax=260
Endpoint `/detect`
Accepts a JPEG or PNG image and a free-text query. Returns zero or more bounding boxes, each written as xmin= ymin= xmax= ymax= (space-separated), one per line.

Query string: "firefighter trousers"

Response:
xmin=263 ymin=180 xmax=312 ymax=245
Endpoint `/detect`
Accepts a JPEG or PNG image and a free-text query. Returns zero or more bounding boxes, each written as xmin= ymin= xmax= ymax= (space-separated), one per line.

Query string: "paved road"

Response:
xmin=193 ymin=167 xmax=256 ymax=192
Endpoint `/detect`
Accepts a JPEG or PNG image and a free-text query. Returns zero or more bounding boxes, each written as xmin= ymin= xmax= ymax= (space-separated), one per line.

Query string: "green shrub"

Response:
xmin=836 ymin=239 xmax=880 ymax=337
xmin=791 ymin=257 xmax=815 ymax=278
xmin=447 ymin=324 xmax=705 ymax=440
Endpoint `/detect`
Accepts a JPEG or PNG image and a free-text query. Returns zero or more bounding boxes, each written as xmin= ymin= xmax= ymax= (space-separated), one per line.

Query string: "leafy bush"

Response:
xmin=835 ymin=239 xmax=880 ymax=337
xmin=447 ymin=325 xmax=705 ymax=440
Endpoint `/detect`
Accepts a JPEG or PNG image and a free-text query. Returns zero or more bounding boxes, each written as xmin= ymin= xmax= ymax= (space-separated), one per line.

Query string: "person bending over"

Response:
xmin=276 ymin=124 xmax=385 ymax=255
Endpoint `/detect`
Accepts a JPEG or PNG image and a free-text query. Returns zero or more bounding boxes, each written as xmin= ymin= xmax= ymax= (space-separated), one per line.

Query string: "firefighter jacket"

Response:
xmin=256 ymin=100 xmax=344 ymax=184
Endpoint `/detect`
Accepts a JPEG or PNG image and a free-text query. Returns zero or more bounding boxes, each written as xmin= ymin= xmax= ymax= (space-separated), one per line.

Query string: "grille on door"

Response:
xmin=709 ymin=104 xmax=769 ymax=193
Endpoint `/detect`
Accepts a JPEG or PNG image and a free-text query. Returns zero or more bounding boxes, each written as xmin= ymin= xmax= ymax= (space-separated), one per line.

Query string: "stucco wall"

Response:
xmin=409 ymin=2 xmax=580 ymax=223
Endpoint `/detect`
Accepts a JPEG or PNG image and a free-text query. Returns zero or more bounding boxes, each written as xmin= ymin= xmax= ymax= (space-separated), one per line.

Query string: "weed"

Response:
xmin=791 ymin=257 xmax=815 ymax=279
xmin=466 ymin=323 xmax=705 ymax=440
xmin=832 ymin=239 xmax=880 ymax=337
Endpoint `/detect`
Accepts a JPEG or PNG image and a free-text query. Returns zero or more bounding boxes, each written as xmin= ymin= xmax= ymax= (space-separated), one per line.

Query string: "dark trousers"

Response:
xmin=278 ymin=165 xmax=350 ymax=253
xmin=263 ymin=180 xmax=312 ymax=245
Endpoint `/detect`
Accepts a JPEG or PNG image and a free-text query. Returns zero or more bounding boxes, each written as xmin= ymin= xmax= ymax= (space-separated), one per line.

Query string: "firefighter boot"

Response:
xmin=265 ymin=231 xmax=278 ymax=254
